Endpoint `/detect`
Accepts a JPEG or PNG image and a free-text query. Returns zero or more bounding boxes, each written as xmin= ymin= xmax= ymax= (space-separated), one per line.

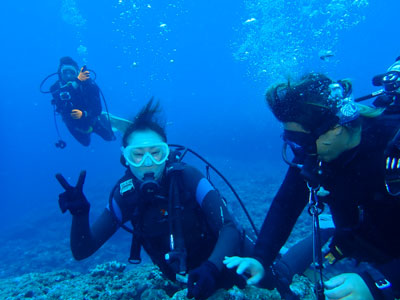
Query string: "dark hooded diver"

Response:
xmin=50 ymin=56 xmax=114 ymax=147
xmin=55 ymin=100 xmax=247 ymax=300
xmin=372 ymin=57 xmax=400 ymax=114
xmin=225 ymin=73 xmax=400 ymax=300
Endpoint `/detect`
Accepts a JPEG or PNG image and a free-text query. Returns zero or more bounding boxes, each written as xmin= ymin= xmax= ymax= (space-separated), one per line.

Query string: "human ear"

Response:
xmin=333 ymin=125 xmax=344 ymax=136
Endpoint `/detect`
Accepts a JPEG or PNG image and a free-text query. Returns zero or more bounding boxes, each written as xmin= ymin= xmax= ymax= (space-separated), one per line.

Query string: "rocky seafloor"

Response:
xmin=0 ymin=261 xmax=316 ymax=300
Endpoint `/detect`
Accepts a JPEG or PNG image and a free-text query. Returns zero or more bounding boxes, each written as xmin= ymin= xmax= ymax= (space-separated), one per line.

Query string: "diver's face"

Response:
xmin=316 ymin=126 xmax=347 ymax=162
xmin=125 ymin=130 xmax=167 ymax=181
xmin=283 ymin=122 xmax=345 ymax=163
xmin=60 ymin=65 xmax=78 ymax=83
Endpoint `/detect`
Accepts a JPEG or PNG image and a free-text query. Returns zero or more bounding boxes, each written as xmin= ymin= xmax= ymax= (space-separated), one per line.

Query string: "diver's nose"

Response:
xmin=143 ymin=156 xmax=153 ymax=167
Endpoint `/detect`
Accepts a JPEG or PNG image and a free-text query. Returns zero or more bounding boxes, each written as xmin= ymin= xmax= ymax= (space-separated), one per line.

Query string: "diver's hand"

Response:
xmin=187 ymin=261 xmax=219 ymax=300
xmin=223 ymin=256 xmax=265 ymax=285
xmin=325 ymin=273 xmax=373 ymax=300
xmin=77 ymin=67 xmax=90 ymax=81
xmin=70 ymin=109 xmax=85 ymax=119
xmin=55 ymin=171 xmax=90 ymax=216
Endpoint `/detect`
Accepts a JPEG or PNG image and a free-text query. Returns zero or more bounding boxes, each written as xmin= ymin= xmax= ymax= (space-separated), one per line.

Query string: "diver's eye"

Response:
xmin=63 ymin=70 xmax=76 ymax=76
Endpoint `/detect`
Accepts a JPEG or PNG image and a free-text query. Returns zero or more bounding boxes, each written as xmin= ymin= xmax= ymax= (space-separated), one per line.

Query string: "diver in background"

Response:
xmin=50 ymin=56 xmax=115 ymax=147
xmin=55 ymin=100 xmax=247 ymax=300
xmin=373 ymin=57 xmax=400 ymax=114
xmin=225 ymin=73 xmax=400 ymax=300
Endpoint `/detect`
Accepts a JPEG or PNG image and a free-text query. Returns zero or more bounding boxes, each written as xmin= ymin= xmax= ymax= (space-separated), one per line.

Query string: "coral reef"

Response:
xmin=0 ymin=261 xmax=315 ymax=300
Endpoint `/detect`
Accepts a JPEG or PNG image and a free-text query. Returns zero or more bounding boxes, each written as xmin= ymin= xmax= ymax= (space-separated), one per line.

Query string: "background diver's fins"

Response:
xmin=101 ymin=112 xmax=132 ymax=133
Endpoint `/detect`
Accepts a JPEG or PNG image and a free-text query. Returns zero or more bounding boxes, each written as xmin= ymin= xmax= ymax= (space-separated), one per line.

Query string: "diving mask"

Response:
xmin=282 ymin=130 xmax=318 ymax=168
xmin=328 ymin=83 xmax=359 ymax=124
xmin=372 ymin=59 xmax=400 ymax=93
xmin=60 ymin=65 xmax=78 ymax=82
xmin=123 ymin=142 xmax=170 ymax=168
xmin=283 ymin=130 xmax=317 ymax=158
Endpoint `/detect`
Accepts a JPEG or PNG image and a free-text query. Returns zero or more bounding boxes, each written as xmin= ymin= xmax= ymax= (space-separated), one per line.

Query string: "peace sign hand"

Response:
xmin=55 ymin=170 xmax=90 ymax=216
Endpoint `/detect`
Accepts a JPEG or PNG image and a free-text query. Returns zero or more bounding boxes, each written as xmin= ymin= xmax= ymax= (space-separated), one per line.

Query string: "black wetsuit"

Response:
xmin=50 ymin=79 xmax=114 ymax=146
xmin=374 ymin=94 xmax=400 ymax=117
xmin=254 ymin=115 xmax=400 ymax=298
xmin=70 ymin=164 xmax=244 ymax=287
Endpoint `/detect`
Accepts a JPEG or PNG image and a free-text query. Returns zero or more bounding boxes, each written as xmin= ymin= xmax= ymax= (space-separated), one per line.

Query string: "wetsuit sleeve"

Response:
xmin=373 ymin=95 xmax=394 ymax=108
xmin=70 ymin=208 xmax=119 ymax=260
xmin=70 ymin=178 xmax=135 ymax=260
xmin=80 ymin=80 xmax=102 ymax=120
xmin=182 ymin=166 xmax=241 ymax=271
xmin=253 ymin=167 xmax=309 ymax=268
xmin=377 ymin=259 xmax=400 ymax=297
xmin=359 ymin=260 xmax=400 ymax=299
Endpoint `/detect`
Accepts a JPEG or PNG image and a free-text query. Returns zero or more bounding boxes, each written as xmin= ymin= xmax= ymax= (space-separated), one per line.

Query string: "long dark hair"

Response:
xmin=266 ymin=73 xmax=335 ymax=131
xmin=122 ymin=98 xmax=167 ymax=147
xmin=265 ymin=73 xmax=359 ymax=133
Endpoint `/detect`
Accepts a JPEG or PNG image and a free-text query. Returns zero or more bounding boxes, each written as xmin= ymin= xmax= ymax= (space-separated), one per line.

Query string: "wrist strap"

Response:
xmin=363 ymin=268 xmax=394 ymax=300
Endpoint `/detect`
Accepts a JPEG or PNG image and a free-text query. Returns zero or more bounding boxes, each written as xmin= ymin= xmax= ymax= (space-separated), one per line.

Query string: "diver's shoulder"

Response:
xmin=173 ymin=163 xmax=206 ymax=189
xmin=50 ymin=80 xmax=60 ymax=93
xmin=361 ymin=114 xmax=400 ymax=146
xmin=83 ymin=79 xmax=100 ymax=89
xmin=363 ymin=113 xmax=400 ymax=131
xmin=118 ymin=169 xmax=134 ymax=182
xmin=180 ymin=164 xmax=203 ymax=178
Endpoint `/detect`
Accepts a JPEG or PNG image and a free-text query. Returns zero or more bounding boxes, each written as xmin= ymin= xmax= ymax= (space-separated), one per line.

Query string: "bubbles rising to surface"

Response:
xmin=61 ymin=0 xmax=88 ymax=62
xmin=234 ymin=0 xmax=369 ymax=83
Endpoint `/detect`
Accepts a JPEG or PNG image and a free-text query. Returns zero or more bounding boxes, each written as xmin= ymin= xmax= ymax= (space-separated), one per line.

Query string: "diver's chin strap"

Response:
xmin=307 ymin=183 xmax=325 ymax=300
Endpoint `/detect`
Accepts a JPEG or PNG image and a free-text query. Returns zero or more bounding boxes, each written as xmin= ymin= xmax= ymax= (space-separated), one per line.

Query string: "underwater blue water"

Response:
xmin=0 ymin=0 xmax=399 ymax=276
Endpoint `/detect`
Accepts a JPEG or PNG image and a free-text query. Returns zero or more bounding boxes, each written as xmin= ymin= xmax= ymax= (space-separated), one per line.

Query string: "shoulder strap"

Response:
xmin=164 ymin=162 xmax=188 ymax=274
xmin=108 ymin=174 xmax=146 ymax=264
xmin=108 ymin=173 xmax=138 ymax=233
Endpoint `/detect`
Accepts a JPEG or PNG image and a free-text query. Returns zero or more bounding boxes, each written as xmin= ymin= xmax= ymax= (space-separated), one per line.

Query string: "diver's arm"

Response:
xmin=70 ymin=208 xmax=119 ymax=260
xmin=253 ymin=167 xmax=309 ymax=268
xmin=202 ymin=189 xmax=241 ymax=270
xmin=82 ymin=81 xmax=102 ymax=120
xmin=358 ymin=259 xmax=400 ymax=299
xmin=183 ymin=166 xmax=241 ymax=271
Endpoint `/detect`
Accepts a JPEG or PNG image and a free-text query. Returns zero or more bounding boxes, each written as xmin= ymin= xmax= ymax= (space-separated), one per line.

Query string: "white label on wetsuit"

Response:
xmin=120 ymin=179 xmax=134 ymax=195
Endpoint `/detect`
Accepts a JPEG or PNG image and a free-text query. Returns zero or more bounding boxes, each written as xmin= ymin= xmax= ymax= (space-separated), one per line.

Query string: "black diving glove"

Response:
xmin=385 ymin=130 xmax=400 ymax=196
xmin=187 ymin=261 xmax=219 ymax=300
xmin=55 ymin=170 xmax=90 ymax=216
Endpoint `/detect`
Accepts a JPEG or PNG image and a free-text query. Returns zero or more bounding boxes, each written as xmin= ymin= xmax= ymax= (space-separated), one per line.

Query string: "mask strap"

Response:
xmin=281 ymin=142 xmax=303 ymax=169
